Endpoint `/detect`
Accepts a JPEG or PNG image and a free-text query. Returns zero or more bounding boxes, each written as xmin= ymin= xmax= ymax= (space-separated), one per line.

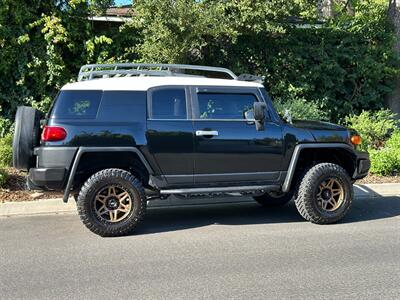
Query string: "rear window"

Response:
xmin=51 ymin=90 xmax=102 ymax=119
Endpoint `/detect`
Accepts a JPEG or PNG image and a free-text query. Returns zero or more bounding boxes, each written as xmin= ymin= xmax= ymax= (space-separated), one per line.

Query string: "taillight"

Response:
xmin=41 ymin=126 xmax=67 ymax=142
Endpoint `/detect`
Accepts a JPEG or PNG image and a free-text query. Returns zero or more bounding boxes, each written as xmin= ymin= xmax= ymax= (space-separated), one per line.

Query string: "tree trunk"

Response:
xmin=387 ymin=0 xmax=400 ymax=117
xmin=318 ymin=0 xmax=334 ymax=19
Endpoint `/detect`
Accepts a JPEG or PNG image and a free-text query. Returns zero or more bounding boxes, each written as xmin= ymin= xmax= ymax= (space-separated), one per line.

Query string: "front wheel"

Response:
xmin=295 ymin=163 xmax=353 ymax=224
xmin=77 ymin=169 xmax=146 ymax=237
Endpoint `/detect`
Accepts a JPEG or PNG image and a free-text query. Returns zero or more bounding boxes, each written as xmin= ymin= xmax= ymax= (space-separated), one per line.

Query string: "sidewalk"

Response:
xmin=0 ymin=184 xmax=399 ymax=217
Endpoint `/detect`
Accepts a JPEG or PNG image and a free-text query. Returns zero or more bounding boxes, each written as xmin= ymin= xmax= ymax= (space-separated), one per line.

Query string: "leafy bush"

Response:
xmin=369 ymin=148 xmax=400 ymax=176
xmin=273 ymin=98 xmax=329 ymax=121
xmin=345 ymin=109 xmax=399 ymax=151
xmin=0 ymin=168 xmax=8 ymax=188
xmin=369 ymin=130 xmax=400 ymax=176
xmin=386 ymin=129 xmax=400 ymax=148
xmin=0 ymin=134 xmax=13 ymax=167
xmin=0 ymin=116 xmax=13 ymax=138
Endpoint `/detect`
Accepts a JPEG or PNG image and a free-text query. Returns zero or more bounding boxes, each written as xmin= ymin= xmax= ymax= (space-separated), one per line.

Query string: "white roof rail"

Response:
xmin=78 ymin=63 xmax=238 ymax=82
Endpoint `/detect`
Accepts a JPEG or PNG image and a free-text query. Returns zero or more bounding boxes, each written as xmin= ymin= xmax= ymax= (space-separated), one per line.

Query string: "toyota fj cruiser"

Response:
xmin=12 ymin=63 xmax=370 ymax=236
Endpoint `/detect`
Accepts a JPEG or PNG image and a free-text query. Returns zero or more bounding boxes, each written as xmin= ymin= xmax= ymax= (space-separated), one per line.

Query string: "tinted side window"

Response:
xmin=150 ymin=89 xmax=187 ymax=120
xmin=198 ymin=93 xmax=257 ymax=120
xmin=51 ymin=90 xmax=102 ymax=119
xmin=97 ymin=91 xmax=147 ymax=122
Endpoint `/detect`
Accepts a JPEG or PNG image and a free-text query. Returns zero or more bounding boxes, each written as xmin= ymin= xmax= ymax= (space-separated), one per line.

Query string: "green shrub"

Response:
xmin=369 ymin=130 xmax=400 ymax=176
xmin=273 ymin=98 xmax=329 ymax=121
xmin=386 ymin=129 xmax=400 ymax=148
xmin=0 ymin=168 xmax=8 ymax=188
xmin=369 ymin=148 xmax=400 ymax=176
xmin=0 ymin=134 xmax=13 ymax=167
xmin=345 ymin=109 xmax=399 ymax=151
xmin=0 ymin=116 xmax=12 ymax=138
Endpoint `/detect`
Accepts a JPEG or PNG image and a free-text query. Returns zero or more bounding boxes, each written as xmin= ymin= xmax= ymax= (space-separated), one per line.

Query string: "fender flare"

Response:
xmin=281 ymin=143 xmax=357 ymax=193
xmin=63 ymin=147 xmax=154 ymax=202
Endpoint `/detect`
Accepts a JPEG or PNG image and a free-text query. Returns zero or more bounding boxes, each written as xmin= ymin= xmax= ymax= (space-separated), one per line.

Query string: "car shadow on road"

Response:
xmin=135 ymin=195 xmax=400 ymax=235
xmin=345 ymin=195 xmax=400 ymax=223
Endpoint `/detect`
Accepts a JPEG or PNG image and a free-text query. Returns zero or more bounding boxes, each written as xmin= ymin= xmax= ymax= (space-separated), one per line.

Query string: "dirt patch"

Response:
xmin=357 ymin=175 xmax=400 ymax=184
xmin=0 ymin=168 xmax=62 ymax=203
xmin=0 ymin=190 xmax=63 ymax=203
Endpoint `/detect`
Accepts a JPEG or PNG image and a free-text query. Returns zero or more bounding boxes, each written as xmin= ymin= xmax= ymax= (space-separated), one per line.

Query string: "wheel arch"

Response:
xmin=63 ymin=147 xmax=154 ymax=202
xmin=282 ymin=143 xmax=357 ymax=193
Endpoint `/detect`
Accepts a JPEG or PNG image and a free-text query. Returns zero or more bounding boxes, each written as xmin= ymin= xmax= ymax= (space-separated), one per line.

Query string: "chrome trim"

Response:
xmin=196 ymin=130 xmax=219 ymax=137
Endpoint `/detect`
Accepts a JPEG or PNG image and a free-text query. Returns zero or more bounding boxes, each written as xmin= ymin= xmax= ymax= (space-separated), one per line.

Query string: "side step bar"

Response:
xmin=160 ymin=185 xmax=280 ymax=195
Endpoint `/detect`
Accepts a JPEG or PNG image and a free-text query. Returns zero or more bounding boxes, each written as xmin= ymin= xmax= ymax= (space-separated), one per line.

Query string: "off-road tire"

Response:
xmin=12 ymin=106 xmax=42 ymax=170
xmin=253 ymin=190 xmax=294 ymax=207
xmin=294 ymin=163 xmax=353 ymax=224
xmin=77 ymin=168 xmax=146 ymax=237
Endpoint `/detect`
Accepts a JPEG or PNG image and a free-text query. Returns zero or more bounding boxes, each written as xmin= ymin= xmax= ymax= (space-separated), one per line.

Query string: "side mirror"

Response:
xmin=253 ymin=102 xmax=266 ymax=131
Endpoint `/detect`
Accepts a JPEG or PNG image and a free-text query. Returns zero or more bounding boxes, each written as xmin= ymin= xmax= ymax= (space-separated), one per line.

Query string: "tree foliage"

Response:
xmin=0 ymin=0 xmax=398 ymax=131
xmin=128 ymin=0 xmax=398 ymax=121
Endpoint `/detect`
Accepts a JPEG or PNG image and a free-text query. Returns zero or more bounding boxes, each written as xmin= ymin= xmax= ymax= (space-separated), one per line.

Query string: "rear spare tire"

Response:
xmin=12 ymin=106 xmax=42 ymax=170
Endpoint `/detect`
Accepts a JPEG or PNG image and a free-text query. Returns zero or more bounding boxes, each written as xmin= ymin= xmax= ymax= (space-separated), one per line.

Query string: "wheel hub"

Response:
xmin=317 ymin=178 xmax=344 ymax=212
xmin=321 ymin=189 xmax=332 ymax=200
xmin=94 ymin=185 xmax=133 ymax=223
xmin=106 ymin=197 xmax=119 ymax=210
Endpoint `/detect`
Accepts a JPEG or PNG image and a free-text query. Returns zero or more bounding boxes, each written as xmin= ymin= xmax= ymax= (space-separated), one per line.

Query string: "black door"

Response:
xmin=146 ymin=86 xmax=194 ymax=186
xmin=191 ymin=87 xmax=283 ymax=185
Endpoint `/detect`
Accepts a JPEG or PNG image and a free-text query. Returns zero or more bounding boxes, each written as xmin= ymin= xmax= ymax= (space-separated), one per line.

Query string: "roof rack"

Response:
xmin=78 ymin=63 xmax=238 ymax=82
xmin=237 ymin=73 xmax=265 ymax=83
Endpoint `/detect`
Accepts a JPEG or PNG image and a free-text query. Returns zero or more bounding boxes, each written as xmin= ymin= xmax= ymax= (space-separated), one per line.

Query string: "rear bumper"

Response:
xmin=28 ymin=168 xmax=66 ymax=190
xmin=353 ymin=151 xmax=370 ymax=180
xmin=27 ymin=146 xmax=78 ymax=191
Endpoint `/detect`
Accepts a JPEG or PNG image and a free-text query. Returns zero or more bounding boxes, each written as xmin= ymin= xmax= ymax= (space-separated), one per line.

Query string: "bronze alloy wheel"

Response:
xmin=294 ymin=163 xmax=353 ymax=224
xmin=77 ymin=169 xmax=147 ymax=237
xmin=94 ymin=185 xmax=133 ymax=223
xmin=316 ymin=178 xmax=344 ymax=212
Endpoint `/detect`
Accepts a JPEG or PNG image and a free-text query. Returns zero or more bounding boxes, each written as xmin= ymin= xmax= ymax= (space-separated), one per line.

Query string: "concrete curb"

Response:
xmin=0 ymin=184 xmax=399 ymax=217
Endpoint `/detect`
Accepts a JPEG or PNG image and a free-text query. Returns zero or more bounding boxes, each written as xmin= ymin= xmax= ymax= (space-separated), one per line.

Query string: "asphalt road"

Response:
xmin=1 ymin=196 xmax=399 ymax=300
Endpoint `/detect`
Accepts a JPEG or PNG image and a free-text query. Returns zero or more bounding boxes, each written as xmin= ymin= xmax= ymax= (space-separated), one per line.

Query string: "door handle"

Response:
xmin=196 ymin=130 xmax=219 ymax=137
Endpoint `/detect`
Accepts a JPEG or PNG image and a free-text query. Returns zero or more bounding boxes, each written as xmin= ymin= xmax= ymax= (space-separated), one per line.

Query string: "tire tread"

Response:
xmin=77 ymin=168 xmax=146 ymax=237
xmin=294 ymin=163 xmax=353 ymax=224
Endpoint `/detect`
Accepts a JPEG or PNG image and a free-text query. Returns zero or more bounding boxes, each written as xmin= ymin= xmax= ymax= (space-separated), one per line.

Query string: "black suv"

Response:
xmin=12 ymin=63 xmax=370 ymax=236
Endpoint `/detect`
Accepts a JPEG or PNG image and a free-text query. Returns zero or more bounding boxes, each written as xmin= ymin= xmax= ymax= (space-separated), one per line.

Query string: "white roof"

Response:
xmin=61 ymin=76 xmax=263 ymax=91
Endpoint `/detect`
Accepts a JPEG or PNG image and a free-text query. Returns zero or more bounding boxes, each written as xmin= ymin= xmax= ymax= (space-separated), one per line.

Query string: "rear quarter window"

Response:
xmin=97 ymin=91 xmax=147 ymax=122
xmin=51 ymin=90 xmax=102 ymax=119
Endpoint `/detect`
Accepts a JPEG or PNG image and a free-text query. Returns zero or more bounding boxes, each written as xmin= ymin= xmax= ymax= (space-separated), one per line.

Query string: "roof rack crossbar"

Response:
xmin=78 ymin=63 xmax=238 ymax=81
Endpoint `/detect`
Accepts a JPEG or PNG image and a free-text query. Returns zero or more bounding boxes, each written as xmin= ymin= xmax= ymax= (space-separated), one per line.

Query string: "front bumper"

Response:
xmin=28 ymin=168 xmax=66 ymax=190
xmin=353 ymin=151 xmax=370 ymax=180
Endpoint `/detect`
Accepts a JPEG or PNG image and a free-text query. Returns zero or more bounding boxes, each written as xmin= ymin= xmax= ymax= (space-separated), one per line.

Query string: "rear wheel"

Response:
xmin=77 ymin=168 xmax=146 ymax=237
xmin=253 ymin=190 xmax=294 ymax=207
xmin=12 ymin=106 xmax=42 ymax=170
xmin=294 ymin=163 xmax=353 ymax=224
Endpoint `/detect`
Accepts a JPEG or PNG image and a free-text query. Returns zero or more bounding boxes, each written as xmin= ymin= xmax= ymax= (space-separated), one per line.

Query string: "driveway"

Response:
xmin=1 ymin=196 xmax=399 ymax=299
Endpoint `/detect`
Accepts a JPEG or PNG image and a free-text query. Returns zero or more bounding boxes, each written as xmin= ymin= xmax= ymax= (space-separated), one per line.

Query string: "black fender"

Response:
xmin=281 ymin=143 xmax=366 ymax=193
xmin=63 ymin=147 xmax=154 ymax=202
